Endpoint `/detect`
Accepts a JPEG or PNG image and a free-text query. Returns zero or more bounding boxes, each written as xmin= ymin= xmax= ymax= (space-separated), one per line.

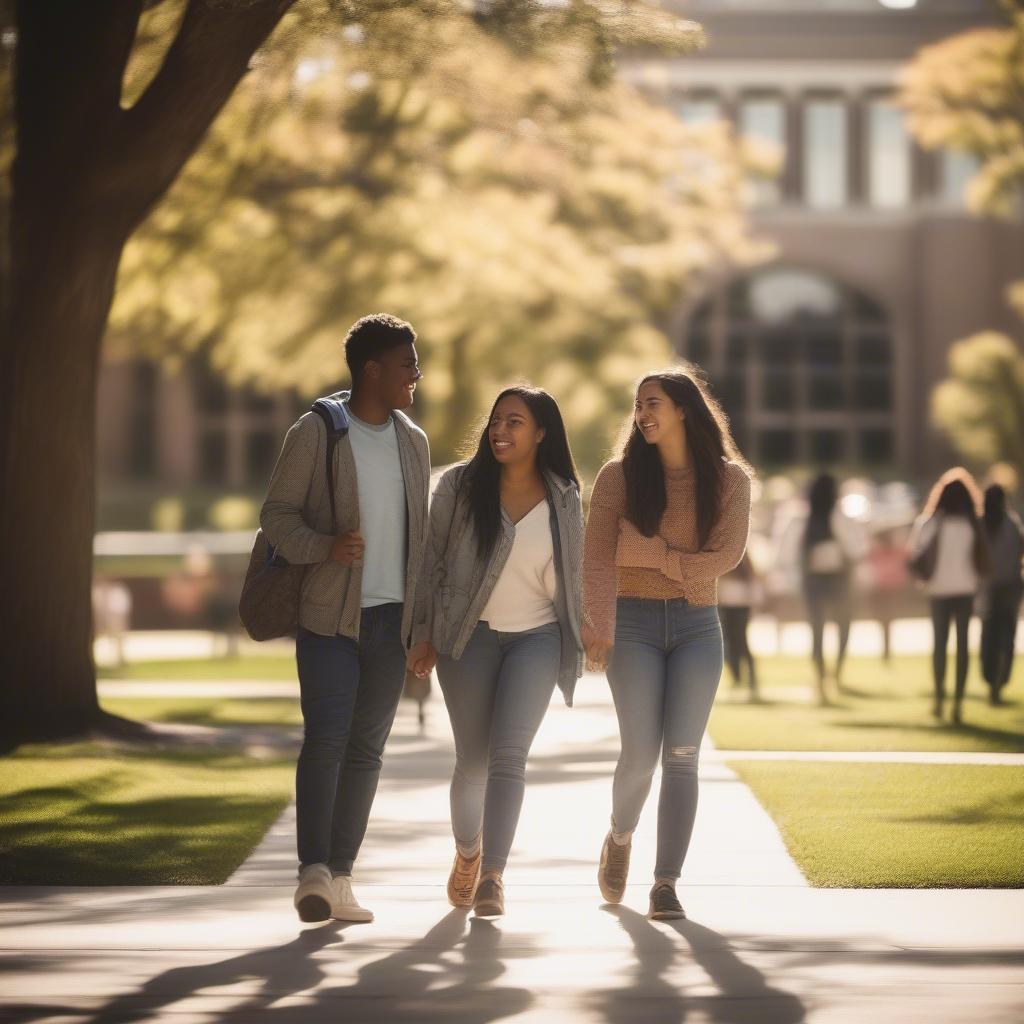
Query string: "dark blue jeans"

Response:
xmin=607 ymin=598 xmax=723 ymax=881
xmin=295 ymin=603 xmax=406 ymax=874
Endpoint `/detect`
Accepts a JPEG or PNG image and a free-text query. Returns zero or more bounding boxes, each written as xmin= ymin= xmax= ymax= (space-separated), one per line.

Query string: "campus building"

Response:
xmin=96 ymin=0 xmax=1022 ymax=522
xmin=623 ymin=0 xmax=1023 ymax=471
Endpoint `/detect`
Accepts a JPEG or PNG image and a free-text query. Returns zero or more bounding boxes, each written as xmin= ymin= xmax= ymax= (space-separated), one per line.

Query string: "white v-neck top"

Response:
xmin=480 ymin=500 xmax=558 ymax=632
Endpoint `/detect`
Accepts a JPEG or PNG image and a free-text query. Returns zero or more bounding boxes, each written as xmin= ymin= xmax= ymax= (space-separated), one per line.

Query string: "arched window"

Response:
xmin=683 ymin=267 xmax=894 ymax=467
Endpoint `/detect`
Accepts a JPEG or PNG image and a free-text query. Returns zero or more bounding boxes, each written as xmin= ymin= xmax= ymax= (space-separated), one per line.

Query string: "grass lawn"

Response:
xmin=731 ymin=761 xmax=1024 ymax=887
xmin=0 ymin=738 xmax=294 ymax=885
xmin=709 ymin=655 xmax=1024 ymax=753
xmin=99 ymin=655 xmax=296 ymax=680
xmin=101 ymin=696 xmax=302 ymax=727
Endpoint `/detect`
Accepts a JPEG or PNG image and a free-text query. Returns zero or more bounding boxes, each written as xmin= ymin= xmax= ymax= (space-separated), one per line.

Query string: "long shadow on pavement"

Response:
xmin=589 ymin=905 xmax=806 ymax=1024
xmin=23 ymin=909 xmax=538 ymax=1024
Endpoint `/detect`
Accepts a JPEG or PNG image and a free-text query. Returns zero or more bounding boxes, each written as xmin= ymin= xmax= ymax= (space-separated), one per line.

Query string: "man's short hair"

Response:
xmin=345 ymin=314 xmax=417 ymax=384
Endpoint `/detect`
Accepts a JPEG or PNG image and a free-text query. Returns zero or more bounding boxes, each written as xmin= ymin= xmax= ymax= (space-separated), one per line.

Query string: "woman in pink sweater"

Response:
xmin=582 ymin=368 xmax=752 ymax=920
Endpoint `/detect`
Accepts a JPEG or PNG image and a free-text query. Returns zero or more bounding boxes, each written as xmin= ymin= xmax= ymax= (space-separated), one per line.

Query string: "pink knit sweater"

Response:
xmin=583 ymin=459 xmax=752 ymax=643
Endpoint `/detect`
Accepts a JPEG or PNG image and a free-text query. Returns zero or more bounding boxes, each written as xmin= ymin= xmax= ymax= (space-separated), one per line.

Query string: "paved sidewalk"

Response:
xmin=3 ymin=677 xmax=1023 ymax=1023
xmin=97 ymin=615 xmax=1024 ymax=666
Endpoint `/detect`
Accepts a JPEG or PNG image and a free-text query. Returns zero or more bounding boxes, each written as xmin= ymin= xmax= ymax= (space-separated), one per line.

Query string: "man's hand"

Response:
xmin=582 ymin=623 xmax=612 ymax=673
xmin=407 ymin=641 xmax=437 ymax=679
xmin=330 ymin=530 xmax=365 ymax=566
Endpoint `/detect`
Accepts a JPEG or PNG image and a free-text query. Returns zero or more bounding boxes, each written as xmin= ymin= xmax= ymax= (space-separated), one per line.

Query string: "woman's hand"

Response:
xmin=582 ymin=623 xmax=612 ymax=672
xmin=406 ymin=641 xmax=437 ymax=679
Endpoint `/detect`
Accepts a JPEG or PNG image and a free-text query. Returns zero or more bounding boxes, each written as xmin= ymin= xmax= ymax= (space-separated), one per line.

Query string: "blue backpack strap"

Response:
xmin=311 ymin=398 xmax=350 ymax=534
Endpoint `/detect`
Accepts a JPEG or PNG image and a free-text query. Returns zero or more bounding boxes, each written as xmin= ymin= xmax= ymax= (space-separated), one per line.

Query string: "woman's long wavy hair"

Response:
xmin=618 ymin=367 xmax=751 ymax=547
xmin=459 ymin=385 xmax=580 ymax=559
xmin=803 ymin=473 xmax=838 ymax=551
xmin=921 ymin=467 xmax=990 ymax=575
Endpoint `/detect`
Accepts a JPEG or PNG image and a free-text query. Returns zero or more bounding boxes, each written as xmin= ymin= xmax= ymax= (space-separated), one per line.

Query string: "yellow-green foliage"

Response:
xmin=930 ymin=332 xmax=1024 ymax=478
xmin=899 ymin=1 xmax=1024 ymax=218
xmin=900 ymin=3 xmax=1024 ymax=474
xmin=107 ymin=0 xmax=765 ymax=469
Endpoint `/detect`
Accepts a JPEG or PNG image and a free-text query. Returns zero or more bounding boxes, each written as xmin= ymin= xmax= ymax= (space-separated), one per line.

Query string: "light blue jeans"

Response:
xmin=437 ymin=620 xmax=561 ymax=873
xmin=607 ymin=598 xmax=723 ymax=881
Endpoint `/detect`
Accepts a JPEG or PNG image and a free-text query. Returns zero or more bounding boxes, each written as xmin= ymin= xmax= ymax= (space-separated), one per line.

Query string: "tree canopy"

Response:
xmin=108 ymin=0 xmax=763 ymax=467
xmin=900 ymin=0 xmax=1024 ymax=478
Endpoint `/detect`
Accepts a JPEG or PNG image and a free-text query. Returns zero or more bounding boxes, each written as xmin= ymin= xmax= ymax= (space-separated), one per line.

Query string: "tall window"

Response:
xmin=682 ymin=268 xmax=894 ymax=467
xmin=670 ymin=93 xmax=721 ymax=125
xmin=192 ymin=357 xmax=294 ymax=488
xmin=940 ymin=149 xmax=980 ymax=208
xmin=739 ymin=95 xmax=786 ymax=206
xmin=804 ymin=98 xmax=847 ymax=208
xmin=867 ymin=98 xmax=910 ymax=208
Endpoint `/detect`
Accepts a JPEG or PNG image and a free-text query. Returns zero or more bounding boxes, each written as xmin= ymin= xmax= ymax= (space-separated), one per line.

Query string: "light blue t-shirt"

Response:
xmin=345 ymin=405 xmax=408 ymax=608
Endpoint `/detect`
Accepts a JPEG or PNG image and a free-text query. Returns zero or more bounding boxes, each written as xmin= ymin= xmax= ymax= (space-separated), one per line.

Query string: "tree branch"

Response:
xmin=14 ymin=0 xmax=143 ymax=190
xmin=113 ymin=0 xmax=295 ymax=233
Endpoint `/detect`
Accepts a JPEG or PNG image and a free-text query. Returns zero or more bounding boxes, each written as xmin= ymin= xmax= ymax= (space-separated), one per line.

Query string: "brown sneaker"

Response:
xmin=598 ymin=830 xmax=631 ymax=904
xmin=648 ymin=882 xmax=686 ymax=921
xmin=447 ymin=847 xmax=481 ymax=908
xmin=473 ymin=873 xmax=504 ymax=918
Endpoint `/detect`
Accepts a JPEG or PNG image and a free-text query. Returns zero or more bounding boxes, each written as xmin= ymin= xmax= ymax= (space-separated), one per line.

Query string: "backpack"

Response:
xmin=238 ymin=398 xmax=349 ymax=641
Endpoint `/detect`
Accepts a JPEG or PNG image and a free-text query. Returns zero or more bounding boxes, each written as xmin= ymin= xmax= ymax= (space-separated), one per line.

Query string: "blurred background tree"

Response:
xmin=900 ymin=0 xmax=1024 ymax=477
xmin=2 ymin=0 xmax=760 ymax=739
xmin=109 ymin=0 xmax=761 ymax=471
xmin=930 ymin=333 xmax=1024 ymax=481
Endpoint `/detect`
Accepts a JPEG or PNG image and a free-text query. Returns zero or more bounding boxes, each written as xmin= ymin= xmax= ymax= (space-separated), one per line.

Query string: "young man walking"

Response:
xmin=260 ymin=313 xmax=436 ymax=923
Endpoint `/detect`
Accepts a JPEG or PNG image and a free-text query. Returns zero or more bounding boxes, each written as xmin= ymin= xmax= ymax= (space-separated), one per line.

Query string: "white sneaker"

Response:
xmin=294 ymin=863 xmax=333 ymax=922
xmin=330 ymin=875 xmax=374 ymax=923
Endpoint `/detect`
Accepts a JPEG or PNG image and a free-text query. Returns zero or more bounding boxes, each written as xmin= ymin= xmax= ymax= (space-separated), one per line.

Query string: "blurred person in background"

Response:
xmin=426 ymin=386 xmax=584 ymax=919
xmin=781 ymin=473 xmax=867 ymax=704
xmin=866 ymin=525 xmax=910 ymax=665
xmin=718 ymin=550 xmax=761 ymax=701
xmin=979 ymin=483 xmax=1023 ymax=705
xmin=908 ymin=468 xmax=991 ymax=725
xmin=582 ymin=368 xmax=752 ymax=921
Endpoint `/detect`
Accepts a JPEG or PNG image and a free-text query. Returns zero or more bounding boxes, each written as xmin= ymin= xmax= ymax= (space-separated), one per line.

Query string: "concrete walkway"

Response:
xmin=3 ymin=677 xmax=1023 ymax=1023
xmin=96 ymin=614 xmax=1023 ymax=666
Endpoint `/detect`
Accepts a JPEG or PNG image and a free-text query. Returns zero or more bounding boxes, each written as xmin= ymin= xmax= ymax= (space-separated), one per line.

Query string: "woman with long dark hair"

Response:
xmin=796 ymin=472 xmax=867 ymax=704
xmin=426 ymin=386 xmax=584 ymax=918
xmin=908 ymin=468 xmax=991 ymax=724
xmin=582 ymin=368 xmax=752 ymax=920
xmin=979 ymin=483 xmax=1023 ymax=705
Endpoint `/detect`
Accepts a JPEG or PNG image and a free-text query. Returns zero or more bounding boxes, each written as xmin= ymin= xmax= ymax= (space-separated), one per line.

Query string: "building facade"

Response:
xmin=97 ymin=0 xmax=1023 ymax=520
xmin=622 ymin=0 xmax=1023 ymax=473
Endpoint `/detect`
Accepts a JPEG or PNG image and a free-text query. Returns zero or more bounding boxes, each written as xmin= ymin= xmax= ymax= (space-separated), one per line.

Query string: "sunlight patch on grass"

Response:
xmin=710 ymin=655 xmax=1024 ymax=753
xmin=0 ymin=742 xmax=294 ymax=884
xmin=731 ymin=761 xmax=1024 ymax=887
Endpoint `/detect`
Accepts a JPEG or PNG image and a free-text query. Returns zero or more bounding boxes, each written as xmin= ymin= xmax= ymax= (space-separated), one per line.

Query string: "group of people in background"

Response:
xmin=909 ymin=470 xmax=1023 ymax=722
xmin=260 ymin=314 xmax=751 ymax=928
xmin=717 ymin=466 xmax=1023 ymax=717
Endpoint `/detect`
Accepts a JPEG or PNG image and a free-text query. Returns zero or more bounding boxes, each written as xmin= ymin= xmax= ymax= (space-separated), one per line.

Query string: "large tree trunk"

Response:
xmin=0 ymin=0 xmax=291 ymax=742
xmin=0 ymin=222 xmax=123 ymax=736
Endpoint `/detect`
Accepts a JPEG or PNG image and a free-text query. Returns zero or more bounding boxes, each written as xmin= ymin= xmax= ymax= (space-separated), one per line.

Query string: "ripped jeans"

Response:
xmin=607 ymin=598 xmax=723 ymax=881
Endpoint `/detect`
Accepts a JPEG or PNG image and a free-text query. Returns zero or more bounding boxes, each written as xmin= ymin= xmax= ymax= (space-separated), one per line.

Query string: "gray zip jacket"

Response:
xmin=428 ymin=462 xmax=585 ymax=705
xmin=259 ymin=390 xmax=431 ymax=647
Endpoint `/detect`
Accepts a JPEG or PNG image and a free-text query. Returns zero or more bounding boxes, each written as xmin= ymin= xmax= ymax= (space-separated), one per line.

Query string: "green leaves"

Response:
xmin=108 ymin=0 xmax=756 ymax=466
